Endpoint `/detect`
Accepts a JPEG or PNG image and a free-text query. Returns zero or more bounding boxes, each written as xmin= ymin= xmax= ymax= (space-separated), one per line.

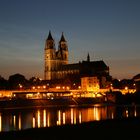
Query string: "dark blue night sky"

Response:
xmin=0 ymin=0 xmax=140 ymax=79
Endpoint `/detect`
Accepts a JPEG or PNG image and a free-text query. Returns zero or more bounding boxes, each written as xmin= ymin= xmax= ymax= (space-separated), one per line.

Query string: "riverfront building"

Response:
xmin=44 ymin=31 xmax=111 ymax=88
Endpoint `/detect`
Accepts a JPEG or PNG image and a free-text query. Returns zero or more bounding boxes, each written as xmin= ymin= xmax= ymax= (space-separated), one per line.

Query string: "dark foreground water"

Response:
xmin=0 ymin=104 xmax=139 ymax=132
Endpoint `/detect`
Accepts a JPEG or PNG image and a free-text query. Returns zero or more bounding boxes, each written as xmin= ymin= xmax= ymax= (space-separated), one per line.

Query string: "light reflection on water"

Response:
xmin=0 ymin=104 xmax=139 ymax=132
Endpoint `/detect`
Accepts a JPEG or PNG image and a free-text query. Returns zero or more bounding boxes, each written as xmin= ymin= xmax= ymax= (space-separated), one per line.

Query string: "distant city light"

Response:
xmin=125 ymin=86 xmax=128 ymax=90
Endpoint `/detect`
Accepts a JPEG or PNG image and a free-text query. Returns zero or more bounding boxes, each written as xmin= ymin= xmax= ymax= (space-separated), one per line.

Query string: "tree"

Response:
xmin=0 ymin=75 xmax=8 ymax=90
xmin=112 ymin=79 xmax=121 ymax=89
xmin=8 ymin=73 xmax=27 ymax=89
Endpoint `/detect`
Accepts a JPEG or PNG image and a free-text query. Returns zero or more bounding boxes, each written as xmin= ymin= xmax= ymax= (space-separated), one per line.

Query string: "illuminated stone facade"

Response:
xmin=81 ymin=77 xmax=100 ymax=92
xmin=44 ymin=31 xmax=68 ymax=80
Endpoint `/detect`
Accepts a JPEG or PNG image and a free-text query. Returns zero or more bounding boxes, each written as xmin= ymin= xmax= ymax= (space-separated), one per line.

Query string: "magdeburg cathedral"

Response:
xmin=44 ymin=31 xmax=111 ymax=88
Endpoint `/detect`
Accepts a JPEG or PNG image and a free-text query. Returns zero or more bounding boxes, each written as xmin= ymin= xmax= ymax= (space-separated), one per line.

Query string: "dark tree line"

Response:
xmin=112 ymin=79 xmax=135 ymax=89
xmin=0 ymin=73 xmax=82 ymax=90
xmin=0 ymin=74 xmax=43 ymax=90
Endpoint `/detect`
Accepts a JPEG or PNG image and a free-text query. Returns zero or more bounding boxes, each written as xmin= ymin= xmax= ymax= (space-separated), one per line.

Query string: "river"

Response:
xmin=0 ymin=104 xmax=139 ymax=132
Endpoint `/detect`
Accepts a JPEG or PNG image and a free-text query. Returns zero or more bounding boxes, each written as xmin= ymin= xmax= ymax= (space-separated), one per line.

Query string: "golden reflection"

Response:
xmin=62 ymin=112 xmax=65 ymax=124
xmin=82 ymin=108 xmax=94 ymax=122
xmin=94 ymin=107 xmax=100 ymax=121
xmin=13 ymin=115 xmax=16 ymax=128
xmin=74 ymin=110 xmax=76 ymax=124
xmin=47 ymin=113 xmax=50 ymax=127
xmin=71 ymin=108 xmax=74 ymax=124
xmin=79 ymin=111 xmax=82 ymax=123
xmin=134 ymin=106 xmax=137 ymax=117
xmin=126 ymin=110 xmax=128 ymax=117
xmin=32 ymin=117 xmax=35 ymax=128
xmin=43 ymin=110 xmax=46 ymax=127
xmin=111 ymin=112 xmax=114 ymax=119
xmin=18 ymin=114 xmax=21 ymax=130
xmin=1 ymin=105 xmax=138 ymax=131
xmin=57 ymin=110 xmax=61 ymax=125
xmin=37 ymin=110 xmax=40 ymax=128
xmin=0 ymin=113 xmax=2 ymax=132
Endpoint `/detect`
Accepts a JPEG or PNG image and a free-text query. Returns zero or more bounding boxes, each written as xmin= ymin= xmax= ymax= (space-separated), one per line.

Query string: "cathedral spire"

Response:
xmin=59 ymin=32 xmax=66 ymax=42
xmin=87 ymin=53 xmax=90 ymax=62
xmin=47 ymin=30 xmax=53 ymax=40
xmin=45 ymin=31 xmax=55 ymax=49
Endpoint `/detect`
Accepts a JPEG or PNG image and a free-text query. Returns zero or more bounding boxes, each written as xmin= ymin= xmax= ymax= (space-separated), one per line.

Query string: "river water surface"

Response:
xmin=0 ymin=104 xmax=139 ymax=132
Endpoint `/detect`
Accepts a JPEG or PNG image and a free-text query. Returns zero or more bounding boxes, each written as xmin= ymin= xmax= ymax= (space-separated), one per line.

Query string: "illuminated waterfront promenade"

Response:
xmin=0 ymin=88 xmax=138 ymax=110
xmin=0 ymin=88 xmax=136 ymax=99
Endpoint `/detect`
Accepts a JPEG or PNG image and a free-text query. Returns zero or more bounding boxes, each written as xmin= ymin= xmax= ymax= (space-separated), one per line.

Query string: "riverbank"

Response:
xmin=0 ymin=97 xmax=105 ymax=109
xmin=0 ymin=117 xmax=140 ymax=140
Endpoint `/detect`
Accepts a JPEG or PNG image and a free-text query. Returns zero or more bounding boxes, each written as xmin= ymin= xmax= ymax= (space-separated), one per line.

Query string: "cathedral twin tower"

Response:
xmin=44 ymin=31 xmax=68 ymax=80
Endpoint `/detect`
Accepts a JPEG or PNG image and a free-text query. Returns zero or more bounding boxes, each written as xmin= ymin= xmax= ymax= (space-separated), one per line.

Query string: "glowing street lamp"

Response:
xmin=78 ymin=86 xmax=81 ymax=89
xmin=133 ymin=83 xmax=136 ymax=89
xmin=66 ymin=86 xmax=70 ymax=90
xmin=19 ymin=84 xmax=23 ymax=90
xmin=125 ymin=86 xmax=128 ymax=90
xmin=56 ymin=86 xmax=60 ymax=89
xmin=125 ymin=86 xmax=129 ymax=93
